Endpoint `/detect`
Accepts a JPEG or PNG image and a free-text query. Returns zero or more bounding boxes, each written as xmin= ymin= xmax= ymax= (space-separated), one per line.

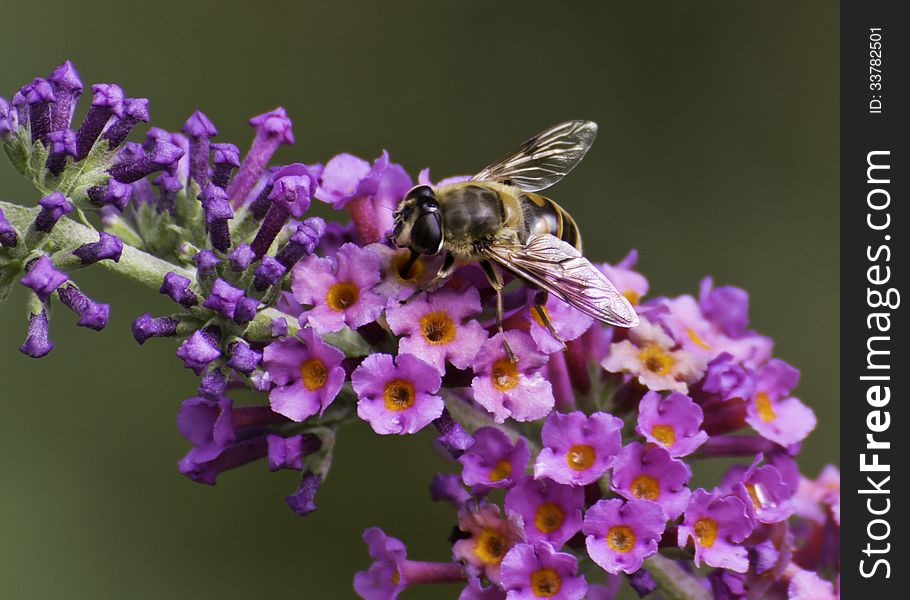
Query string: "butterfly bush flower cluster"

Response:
xmin=1 ymin=62 xmax=839 ymax=599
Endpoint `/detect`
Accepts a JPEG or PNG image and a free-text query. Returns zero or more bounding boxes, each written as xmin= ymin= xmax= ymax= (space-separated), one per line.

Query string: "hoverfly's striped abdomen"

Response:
xmin=520 ymin=192 xmax=582 ymax=252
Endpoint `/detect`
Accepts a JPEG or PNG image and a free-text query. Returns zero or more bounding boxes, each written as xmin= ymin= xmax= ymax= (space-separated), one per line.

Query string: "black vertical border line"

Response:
xmin=841 ymin=0 xmax=906 ymax=596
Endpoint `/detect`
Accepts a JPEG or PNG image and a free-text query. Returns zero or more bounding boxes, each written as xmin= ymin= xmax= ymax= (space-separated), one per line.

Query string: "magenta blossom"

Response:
xmin=583 ymin=498 xmax=665 ymax=575
xmin=387 ymin=287 xmax=489 ymax=375
xmin=291 ymin=242 xmax=385 ymax=334
xmin=524 ymin=292 xmax=594 ymax=354
xmin=504 ymin=478 xmax=584 ymax=549
xmin=636 ymin=391 xmax=708 ymax=457
xmin=500 ymin=541 xmax=587 ymax=600
xmin=352 ymin=353 xmax=444 ymax=435
xmin=723 ymin=454 xmax=795 ymax=525
xmin=534 ymin=411 xmax=623 ymax=486
xmin=678 ymin=488 xmax=754 ymax=572
xmin=262 ymin=327 xmax=346 ymax=422
xmin=598 ymin=249 xmax=649 ymax=306
xmin=354 ymin=528 xmax=407 ymax=599
xmin=471 ymin=330 xmax=554 ymax=423
xmin=611 ymin=442 xmax=691 ymax=520
xmin=453 ymin=501 xmax=525 ymax=585
xmin=458 ymin=427 xmax=530 ymax=494
xmin=746 ymin=359 xmax=816 ymax=446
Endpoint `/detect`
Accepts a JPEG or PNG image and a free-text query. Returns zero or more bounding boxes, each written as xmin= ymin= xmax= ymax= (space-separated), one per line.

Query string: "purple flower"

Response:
xmin=26 ymin=77 xmax=56 ymax=143
xmin=291 ymin=243 xmax=384 ymax=334
xmin=611 ymin=442 xmax=691 ymax=520
xmin=583 ymin=498 xmax=665 ymax=575
xmin=788 ymin=569 xmax=837 ymax=600
xmin=176 ymin=329 xmax=221 ymax=373
xmin=430 ymin=473 xmax=471 ymax=507
xmin=267 ymin=433 xmax=320 ymax=471
xmin=75 ymin=83 xmax=124 ymax=159
xmin=131 ymin=313 xmax=178 ymax=344
xmin=87 ymin=180 xmax=132 ymax=212
xmin=746 ymin=359 xmax=816 ymax=446
xmin=275 ymin=217 xmax=325 ymax=270
xmin=504 ymin=478 xmax=584 ymax=548
xmin=386 ymin=287 xmax=490 ymax=375
xmin=354 ymin=528 xmax=408 ymax=600
xmin=315 ymin=151 xmax=412 ymax=244
xmin=501 ymin=541 xmax=587 ymax=600
xmin=227 ymin=107 xmax=294 ymax=205
xmin=352 ymin=353 xmax=444 ymax=435
xmin=73 ymin=232 xmax=123 ymax=264
xmin=20 ymin=256 xmax=68 ymax=302
xmin=417 ymin=168 xmax=471 ymax=187
xmin=101 ymin=97 xmax=149 ymax=149
xmin=19 ymin=307 xmax=54 ymax=358
xmin=602 ymin=317 xmax=706 ymax=393
xmin=203 ymin=278 xmax=244 ymax=318
xmin=45 ymin=129 xmax=77 ymax=175
xmin=458 ymin=427 xmax=530 ymax=494
xmin=48 ymin=60 xmax=82 ymax=132
xmin=636 ymin=391 xmax=708 ymax=456
xmin=211 ymin=142 xmax=240 ymax=189
xmin=525 ymin=293 xmax=594 ymax=354
xmin=34 ymin=192 xmax=72 ymax=233
xmin=723 ymin=454 xmax=795 ymax=525
xmin=177 ymin=395 xmax=236 ymax=463
xmin=471 ymin=331 xmax=554 ymax=423
xmin=160 ymin=272 xmax=199 ymax=308
xmin=199 ymin=183 xmax=234 ymax=253
xmin=249 ymin=163 xmax=317 ymax=258
xmin=598 ymin=250 xmax=649 ymax=306
xmin=700 ymin=352 xmax=756 ymax=402
xmin=0 ymin=207 xmax=17 ymax=247
xmin=453 ymin=501 xmax=525 ymax=584
xmin=534 ymin=411 xmax=622 ymax=486
xmin=369 ymin=243 xmax=446 ymax=301
xmin=0 ymin=97 xmax=17 ymax=141
xmin=262 ymin=327 xmax=346 ymax=421
xmin=181 ymin=110 xmax=218 ymax=187
xmin=226 ymin=340 xmax=263 ymax=375
xmin=57 ymin=284 xmax=110 ymax=330
xmin=677 ymin=488 xmax=754 ymax=572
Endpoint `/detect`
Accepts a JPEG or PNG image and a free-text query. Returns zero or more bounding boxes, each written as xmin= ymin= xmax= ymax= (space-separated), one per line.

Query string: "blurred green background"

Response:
xmin=0 ymin=1 xmax=838 ymax=598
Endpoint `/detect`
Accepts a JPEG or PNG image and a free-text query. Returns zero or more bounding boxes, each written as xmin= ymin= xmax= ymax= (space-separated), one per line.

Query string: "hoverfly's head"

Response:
xmin=391 ymin=185 xmax=443 ymax=255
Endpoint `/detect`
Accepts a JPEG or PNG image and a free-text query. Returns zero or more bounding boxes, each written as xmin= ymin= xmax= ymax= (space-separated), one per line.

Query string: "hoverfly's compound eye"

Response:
xmin=410 ymin=211 xmax=442 ymax=255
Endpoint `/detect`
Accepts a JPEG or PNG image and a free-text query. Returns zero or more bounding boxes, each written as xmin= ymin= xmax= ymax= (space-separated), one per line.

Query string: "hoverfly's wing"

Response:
xmin=471 ymin=120 xmax=598 ymax=192
xmin=484 ymin=233 xmax=639 ymax=328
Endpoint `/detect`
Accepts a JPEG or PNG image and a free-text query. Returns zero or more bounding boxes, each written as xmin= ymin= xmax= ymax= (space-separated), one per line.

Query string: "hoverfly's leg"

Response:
xmin=532 ymin=289 xmax=565 ymax=346
xmin=398 ymin=250 xmax=420 ymax=280
xmin=480 ymin=260 xmax=517 ymax=363
xmin=402 ymin=252 xmax=456 ymax=304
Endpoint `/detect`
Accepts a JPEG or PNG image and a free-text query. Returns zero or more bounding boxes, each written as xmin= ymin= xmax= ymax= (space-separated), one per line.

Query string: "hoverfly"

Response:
xmin=391 ymin=120 xmax=639 ymax=360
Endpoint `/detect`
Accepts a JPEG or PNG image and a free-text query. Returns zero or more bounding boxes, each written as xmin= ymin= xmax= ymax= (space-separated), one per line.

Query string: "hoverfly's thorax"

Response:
xmin=439 ymin=183 xmax=506 ymax=240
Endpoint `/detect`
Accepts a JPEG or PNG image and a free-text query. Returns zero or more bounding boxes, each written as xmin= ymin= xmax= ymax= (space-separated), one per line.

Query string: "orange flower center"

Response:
xmin=534 ymin=502 xmax=565 ymax=534
xmin=565 ymin=444 xmax=596 ymax=471
xmin=651 ymin=424 xmax=677 ymax=448
xmin=638 ymin=345 xmax=675 ymax=375
xmin=694 ymin=517 xmax=718 ymax=548
xmin=325 ymin=282 xmax=359 ymax=311
xmin=630 ymin=474 xmax=661 ymax=500
xmin=419 ymin=310 xmax=456 ymax=345
xmin=530 ymin=567 xmax=562 ymax=597
xmin=383 ymin=379 xmax=415 ymax=411
xmin=746 ymin=482 xmax=772 ymax=510
xmin=624 ymin=290 xmax=641 ymax=305
xmin=531 ymin=305 xmax=552 ymax=329
xmin=755 ymin=392 xmax=777 ymax=422
xmin=686 ymin=327 xmax=712 ymax=351
xmin=392 ymin=251 xmax=424 ymax=281
xmin=607 ymin=525 xmax=637 ymax=553
xmin=299 ymin=358 xmax=328 ymax=391
xmin=474 ymin=528 xmax=508 ymax=565
xmin=488 ymin=459 xmax=512 ymax=482
xmin=492 ymin=359 xmax=520 ymax=391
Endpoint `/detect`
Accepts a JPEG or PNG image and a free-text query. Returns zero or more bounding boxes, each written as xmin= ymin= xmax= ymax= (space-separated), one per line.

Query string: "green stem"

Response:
xmin=643 ymin=554 xmax=712 ymax=600
xmin=0 ymin=201 xmax=331 ymax=351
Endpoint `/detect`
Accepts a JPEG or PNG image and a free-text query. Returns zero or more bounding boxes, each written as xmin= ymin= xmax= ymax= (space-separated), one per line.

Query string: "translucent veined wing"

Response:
xmin=471 ymin=120 xmax=598 ymax=192
xmin=484 ymin=233 xmax=639 ymax=328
